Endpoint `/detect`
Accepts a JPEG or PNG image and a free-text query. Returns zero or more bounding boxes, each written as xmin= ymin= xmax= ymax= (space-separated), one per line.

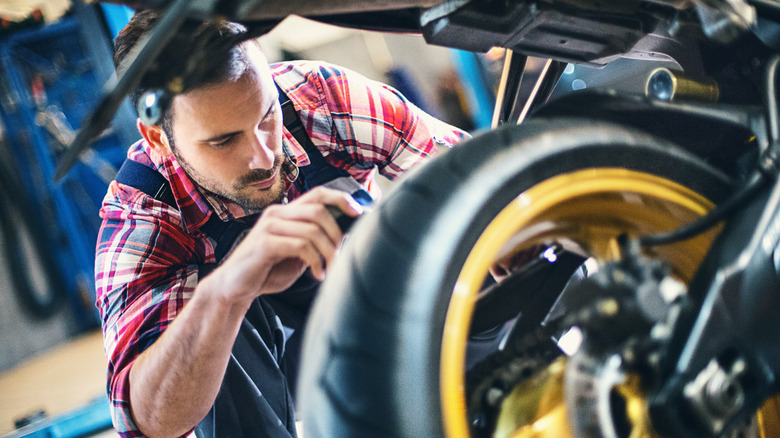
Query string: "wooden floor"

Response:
xmin=0 ymin=329 xmax=117 ymax=436
xmin=0 ymin=328 xmax=305 ymax=437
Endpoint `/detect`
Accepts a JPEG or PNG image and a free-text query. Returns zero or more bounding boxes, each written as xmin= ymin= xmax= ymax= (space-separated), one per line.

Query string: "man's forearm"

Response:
xmin=128 ymin=273 xmax=252 ymax=438
xmin=123 ymin=187 xmax=357 ymax=437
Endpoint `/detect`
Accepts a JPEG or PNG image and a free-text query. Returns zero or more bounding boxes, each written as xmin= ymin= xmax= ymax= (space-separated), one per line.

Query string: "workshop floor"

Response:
xmin=0 ymin=329 xmax=117 ymax=437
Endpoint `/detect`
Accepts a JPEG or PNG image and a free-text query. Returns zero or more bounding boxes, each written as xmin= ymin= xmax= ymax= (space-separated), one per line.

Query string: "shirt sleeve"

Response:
xmin=95 ymin=184 xmax=205 ymax=437
xmin=312 ymin=63 xmax=471 ymax=181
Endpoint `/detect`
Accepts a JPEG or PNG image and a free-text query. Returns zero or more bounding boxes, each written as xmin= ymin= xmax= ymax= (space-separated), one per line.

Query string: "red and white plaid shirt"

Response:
xmin=95 ymin=60 xmax=468 ymax=436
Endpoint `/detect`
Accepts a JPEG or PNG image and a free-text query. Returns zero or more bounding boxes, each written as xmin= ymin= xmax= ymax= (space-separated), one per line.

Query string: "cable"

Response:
xmin=641 ymin=55 xmax=780 ymax=247
xmin=639 ymin=171 xmax=768 ymax=247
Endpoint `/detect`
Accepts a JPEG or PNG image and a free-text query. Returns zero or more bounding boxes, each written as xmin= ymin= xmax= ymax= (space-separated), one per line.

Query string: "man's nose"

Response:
xmin=248 ymin=131 xmax=276 ymax=169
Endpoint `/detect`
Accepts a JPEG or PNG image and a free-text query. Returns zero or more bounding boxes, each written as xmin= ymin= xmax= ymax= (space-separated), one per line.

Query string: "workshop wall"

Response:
xmin=0 ymin=1 xmax=136 ymax=373
xmin=0 ymin=0 xmax=78 ymax=373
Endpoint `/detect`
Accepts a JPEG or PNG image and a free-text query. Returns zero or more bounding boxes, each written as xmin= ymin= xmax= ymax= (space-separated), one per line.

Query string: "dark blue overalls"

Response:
xmin=114 ymin=86 xmax=371 ymax=437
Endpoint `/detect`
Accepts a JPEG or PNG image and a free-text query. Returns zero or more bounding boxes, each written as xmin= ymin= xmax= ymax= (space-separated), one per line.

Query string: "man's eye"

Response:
xmin=260 ymin=110 xmax=278 ymax=127
xmin=210 ymin=136 xmax=234 ymax=147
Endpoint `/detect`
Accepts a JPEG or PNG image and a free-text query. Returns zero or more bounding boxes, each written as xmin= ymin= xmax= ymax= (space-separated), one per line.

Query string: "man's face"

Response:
xmin=165 ymin=49 xmax=285 ymax=210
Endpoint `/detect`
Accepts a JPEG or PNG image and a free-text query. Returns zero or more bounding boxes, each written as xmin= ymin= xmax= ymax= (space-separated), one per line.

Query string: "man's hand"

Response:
xmin=213 ymin=186 xmax=363 ymax=305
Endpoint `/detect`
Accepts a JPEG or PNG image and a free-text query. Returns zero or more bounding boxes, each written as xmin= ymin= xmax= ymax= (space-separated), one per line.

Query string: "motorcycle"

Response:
xmin=66 ymin=0 xmax=780 ymax=436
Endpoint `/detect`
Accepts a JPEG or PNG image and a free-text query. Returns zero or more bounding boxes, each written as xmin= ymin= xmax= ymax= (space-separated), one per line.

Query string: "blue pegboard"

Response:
xmin=0 ymin=5 xmax=139 ymax=329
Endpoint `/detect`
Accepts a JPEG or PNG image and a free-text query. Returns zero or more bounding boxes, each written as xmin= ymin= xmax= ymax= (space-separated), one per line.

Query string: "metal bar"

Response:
xmin=765 ymin=55 xmax=780 ymax=147
xmin=102 ymin=0 xmax=446 ymax=19
xmin=236 ymin=0 xmax=445 ymax=20
xmin=516 ymin=59 xmax=565 ymax=125
xmin=491 ymin=49 xmax=528 ymax=128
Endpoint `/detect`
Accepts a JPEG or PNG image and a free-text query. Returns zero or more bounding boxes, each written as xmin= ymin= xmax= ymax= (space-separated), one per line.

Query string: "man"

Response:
xmin=95 ymin=9 xmax=468 ymax=438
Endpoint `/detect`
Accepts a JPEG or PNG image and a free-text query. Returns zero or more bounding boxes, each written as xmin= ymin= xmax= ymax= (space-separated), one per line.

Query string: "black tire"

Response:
xmin=298 ymin=117 xmax=736 ymax=437
xmin=0 ymin=157 xmax=63 ymax=319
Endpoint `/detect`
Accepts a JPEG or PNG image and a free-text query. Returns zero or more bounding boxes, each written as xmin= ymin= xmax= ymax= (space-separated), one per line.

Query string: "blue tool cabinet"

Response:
xmin=0 ymin=4 xmax=138 ymax=329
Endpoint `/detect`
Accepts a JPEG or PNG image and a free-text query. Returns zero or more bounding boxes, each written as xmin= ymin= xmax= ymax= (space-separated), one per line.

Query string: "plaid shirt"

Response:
xmin=95 ymin=60 xmax=468 ymax=436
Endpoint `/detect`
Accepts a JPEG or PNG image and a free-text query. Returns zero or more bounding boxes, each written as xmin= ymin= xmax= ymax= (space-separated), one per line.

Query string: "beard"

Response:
xmin=230 ymin=157 xmax=286 ymax=210
xmin=173 ymin=148 xmax=286 ymax=211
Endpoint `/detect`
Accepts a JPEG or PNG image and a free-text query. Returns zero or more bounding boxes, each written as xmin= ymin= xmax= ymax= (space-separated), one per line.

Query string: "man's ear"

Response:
xmin=137 ymin=119 xmax=173 ymax=158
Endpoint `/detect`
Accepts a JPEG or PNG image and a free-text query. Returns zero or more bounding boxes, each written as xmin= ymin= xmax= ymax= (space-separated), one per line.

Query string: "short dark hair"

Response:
xmin=114 ymin=10 xmax=260 ymax=140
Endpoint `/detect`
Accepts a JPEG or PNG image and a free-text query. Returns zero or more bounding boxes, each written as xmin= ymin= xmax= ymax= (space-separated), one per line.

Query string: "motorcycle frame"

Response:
xmin=510 ymin=50 xmax=780 ymax=436
xmin=646 ymin=66 xmax=780 ymax=434
xmin=486 ymin=32 xmax=780 ymax=435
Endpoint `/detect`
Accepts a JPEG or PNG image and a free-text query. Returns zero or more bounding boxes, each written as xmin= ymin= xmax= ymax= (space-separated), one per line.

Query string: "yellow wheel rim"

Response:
xmin=758 ymin=396 xmax=780 ymax=438
xmin=440 ymin=168 xmax=722 ymax=438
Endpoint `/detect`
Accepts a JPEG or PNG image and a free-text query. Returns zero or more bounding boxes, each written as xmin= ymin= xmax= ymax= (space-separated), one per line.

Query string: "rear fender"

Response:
xmin=531 ymin=91 xmax=765 ymax=181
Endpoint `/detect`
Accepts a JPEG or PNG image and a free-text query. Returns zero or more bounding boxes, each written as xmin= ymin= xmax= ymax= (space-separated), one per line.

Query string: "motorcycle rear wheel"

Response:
xmin=298 ymin=118 xmax=739 ymax=437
